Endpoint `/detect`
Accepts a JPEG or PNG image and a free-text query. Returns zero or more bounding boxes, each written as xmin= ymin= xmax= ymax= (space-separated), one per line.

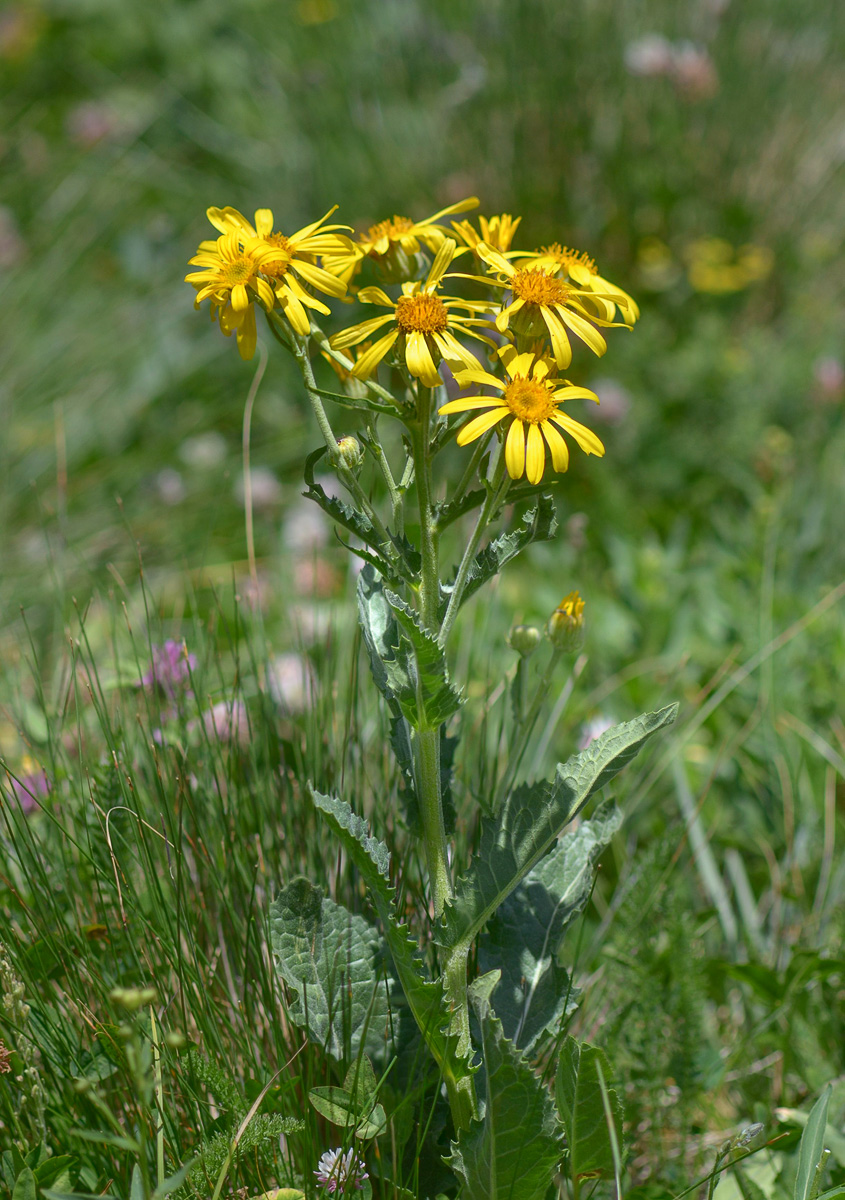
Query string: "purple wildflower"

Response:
xmin=140 ymin=641 xmax=196 ymax=700
xmin=5 ymin=768 xmax=50 ymax=815
xmin=314 ymin=1147 xmax=368 ymax=1193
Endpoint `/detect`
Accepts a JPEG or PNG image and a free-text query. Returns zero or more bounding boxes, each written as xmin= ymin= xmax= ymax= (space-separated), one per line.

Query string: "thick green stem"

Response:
xmin=412 ymin=386 xmax=440 ymax=631
xmin=438 ymin=447 xmax=509 ymax=646
xmin=495 ymin=645 xmax=563 ymax=810
xmin=415 ymin=726 xmax=453 ymax=920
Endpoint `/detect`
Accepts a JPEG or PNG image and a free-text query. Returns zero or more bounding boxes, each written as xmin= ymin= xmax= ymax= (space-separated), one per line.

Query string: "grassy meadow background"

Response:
xmin=1 ymin=0 xmax=845 ymax=1196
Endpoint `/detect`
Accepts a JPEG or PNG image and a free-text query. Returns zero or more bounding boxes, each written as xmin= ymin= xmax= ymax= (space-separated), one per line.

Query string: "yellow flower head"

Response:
xmin=203 ymin=205 xmax=352 ymax=336
xmin=186 ymin=232 xmax=279 ymax=359
xmin=521 ymin=243 xmax=640 ymax=326
xmin=439 ymin=345 xmax=604 ymax=485
xmin=451 ymin=213 xmax=522 ymax=256
xmin=329 ymin=238 xmax=494 ymax=389
xmin=322 ymin=197 xmax=479 ymax=286
xmin=465 ymin=244 xmax=615 ymax=371
xmin=547 ymin=591 xmax=586 ymax=652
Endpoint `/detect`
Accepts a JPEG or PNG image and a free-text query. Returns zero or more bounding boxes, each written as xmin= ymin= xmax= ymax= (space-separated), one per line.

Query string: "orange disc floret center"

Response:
xmin=260 ymin=232 xmax=294 ymax=278
xmin=394 ymin=293 xmax=449 ymax=334
xmin=219 ymin=256 xmax=256 ymax=286
xmin=367 ymin=215 xmax=415 ymax=244
xmin=504 ymin=376 xmax=556 ymax=423
xmin=511 ymin=268 xmax=571 ymax=306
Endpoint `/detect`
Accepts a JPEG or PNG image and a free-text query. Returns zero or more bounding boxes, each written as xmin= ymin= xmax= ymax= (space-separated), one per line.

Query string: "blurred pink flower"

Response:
xmin=140 ymin=641 xmax=196 ymax=700
xmin=201 ymin=700 xmax=251 ymax=747
xmin=5 ymin=768 xmax=50 ymax=815
xmin=670 ymin=43 xmax=719 ymax=100
xmin=814 ymin=356 xmax=844 ymax=402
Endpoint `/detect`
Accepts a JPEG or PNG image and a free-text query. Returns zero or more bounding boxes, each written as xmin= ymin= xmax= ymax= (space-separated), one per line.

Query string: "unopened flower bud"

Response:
xmin=508 ymin=624 xmax=541 ymax=657
xmin=546 ymin=591 xmax=585 ymax=652
xmin=336 ymin=436 xmax=364 ymax=474
xmin=164 ymin=1031 xmax=187 ymax=1050
xmin=109 ymin=986 xmax=159 ymax=1012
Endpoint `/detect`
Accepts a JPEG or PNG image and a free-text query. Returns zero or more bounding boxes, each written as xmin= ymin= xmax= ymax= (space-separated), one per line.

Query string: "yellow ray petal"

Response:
xmin=439 ymin=397 xmax=507 ymax=414
xmin=330 ymin=313 xmax=395 ymax=348
xmin=405 ymin=331 xmax=441 ymax=387
xmin=424 ymin=196 xmax=480 ymax=224
xmin=425 ymin=238 xmax=458 ymax=291
xmin=551 ymin=413 xmax=605 ymax=456
xmin=434 ymin=331 xmax=482 ymax=372
xmin=505 ymin=418 xmax=526 ymax=479
xmin=236 ymin=305 xmax=257 ymax=360
xmin=541 ymin=308 xmax=572 ymax=369
xmin=293 ymin=259 xmax=348 ymax=297
xmin=356 ymin=286 xmax=397 ymax=307
xmin=277 ymin=284 xmax=310 ymax=335
xmin=351 ymin=330 xmax=399 ymax=379
xmin=525 ymin=422 xmax=545 ymax=484
xmin=557 ymin=307 xmax=607 ymax=357
xmin=253 ymin=209 xmax=274 ymax=237
xmin=451 ymin=368 xmax=504 ymax=391
xmin=541 ymin=420 xmax=569 ymax=472
xmin=457 ymin=406 xmax=509 ymax=445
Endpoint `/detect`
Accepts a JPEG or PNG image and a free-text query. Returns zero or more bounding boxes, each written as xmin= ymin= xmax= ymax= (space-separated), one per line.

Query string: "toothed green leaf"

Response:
xmin=269 ymin=877 xmax=392 ymax=1060
xmin=308 ymin=787 xmax=477 ymax=1130
xmin=555 ymin=1037 xmax=623 ymax=1183
xmin=479 ymin=800 xmax=622 ymax=1050
xmin=449 ymin=972 xmax=563 ymax=1200
xmin=439 ymin=493 xmax=557 ymax=619
xmin=439 ymin=706 xmax=677 ymax=954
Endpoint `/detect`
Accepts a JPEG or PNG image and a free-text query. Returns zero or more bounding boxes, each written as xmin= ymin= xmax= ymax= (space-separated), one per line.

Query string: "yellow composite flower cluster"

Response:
xmin=186 ymin=197 xmax=640 ymax=484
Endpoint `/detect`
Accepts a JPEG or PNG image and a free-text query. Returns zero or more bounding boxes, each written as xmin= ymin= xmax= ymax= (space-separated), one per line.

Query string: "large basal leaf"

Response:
xmin=439 ymin=493 xmax=557 ymax=619
xmin=555 ymin=1037 xmax=623 ymax=1184
xmin=308 ymin=788 xmax=478 ymax=1130
xmin=439 ymin=705 xmax=677 ymax=953
xmin=269 ymin=877 xmax=392 ymax=1061
xmin=479 ymin=800 xmax=622 ymax=1051
xmin=357 ymin=566 xmax=462 ymax=732
xmin=449 ymin=972 xmax=563 ymax=1200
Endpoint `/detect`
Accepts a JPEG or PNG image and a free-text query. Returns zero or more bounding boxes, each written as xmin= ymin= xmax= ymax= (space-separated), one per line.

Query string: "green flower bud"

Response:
xmin=336 ymin=436 xmax=364 ymax=474
xmin=164 ymin=1031 xmax=187 ymax=1050
xmin=546 ymin=591 xmax=586 ymax=652
xmin=508 ymin=624 xmax=541 ymax=657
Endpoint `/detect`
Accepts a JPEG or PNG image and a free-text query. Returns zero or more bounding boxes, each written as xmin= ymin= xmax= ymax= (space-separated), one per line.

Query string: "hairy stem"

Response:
xmin=415 ymin=726 xmax=453 ymax=921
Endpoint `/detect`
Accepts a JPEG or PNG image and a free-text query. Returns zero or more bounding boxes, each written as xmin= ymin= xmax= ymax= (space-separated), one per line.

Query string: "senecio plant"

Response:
xmin=187 ymin=197 xmax=677 ymax=1199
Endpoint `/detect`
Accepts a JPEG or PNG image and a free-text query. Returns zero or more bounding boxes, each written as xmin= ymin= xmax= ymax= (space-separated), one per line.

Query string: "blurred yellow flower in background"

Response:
xmin=439 ymin=345 xmax=604 ymax=485
xmin=685 ymin=238 xmax=773 ymax=294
